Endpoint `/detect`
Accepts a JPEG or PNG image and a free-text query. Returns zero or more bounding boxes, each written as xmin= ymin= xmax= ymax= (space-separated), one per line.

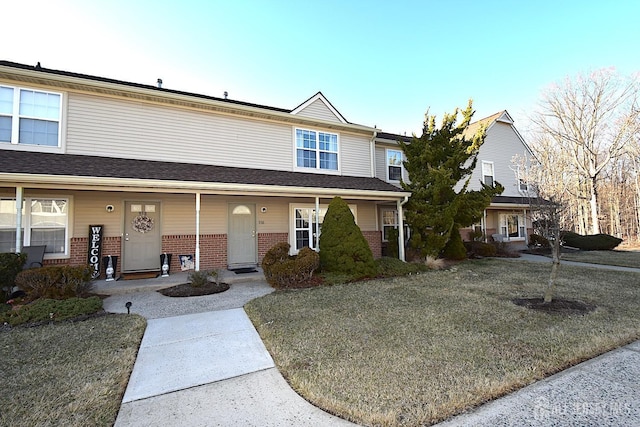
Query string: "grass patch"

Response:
xmin=245 ymin=259 xmax=640 ymax=426
xmin=558 ymin=249 xmax=640 ymax=268
xmin=0 ymin=314 xmax=146 ymax=426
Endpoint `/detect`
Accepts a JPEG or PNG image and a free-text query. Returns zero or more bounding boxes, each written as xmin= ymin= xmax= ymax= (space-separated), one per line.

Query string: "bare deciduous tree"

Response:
xmin=531 ymin=68 xmax=640 ymax=235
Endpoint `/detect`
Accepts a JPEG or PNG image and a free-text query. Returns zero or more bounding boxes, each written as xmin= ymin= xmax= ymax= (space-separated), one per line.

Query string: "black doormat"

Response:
xmin=230 ymin=268 xmax=258 ymax=274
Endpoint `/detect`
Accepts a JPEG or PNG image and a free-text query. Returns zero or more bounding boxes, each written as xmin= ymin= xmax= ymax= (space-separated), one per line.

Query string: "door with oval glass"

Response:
xmin=123 ymin=201 xmax=161 ymax=272
xmin=228 ymin=203 xmax=257 ymax=269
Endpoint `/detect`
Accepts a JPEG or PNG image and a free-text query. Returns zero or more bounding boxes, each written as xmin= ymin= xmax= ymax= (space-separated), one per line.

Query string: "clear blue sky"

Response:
xmin=3 ymin=0 xmax=639 ymax=136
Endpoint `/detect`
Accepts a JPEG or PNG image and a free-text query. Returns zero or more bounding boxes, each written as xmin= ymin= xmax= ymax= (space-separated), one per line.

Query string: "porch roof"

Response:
xmin=0 ymin=150 xmax=408 ymax=200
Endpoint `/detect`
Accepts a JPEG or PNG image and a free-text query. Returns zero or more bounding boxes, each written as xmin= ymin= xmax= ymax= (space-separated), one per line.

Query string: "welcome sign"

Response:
xmin=88 ymin=225 xmax=103 ymax=279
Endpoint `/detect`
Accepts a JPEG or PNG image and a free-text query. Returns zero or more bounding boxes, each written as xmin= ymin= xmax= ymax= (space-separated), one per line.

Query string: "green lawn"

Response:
xmin=0 ymin=314 xmax=146 ymax=427
xmin=559 ymin=248 xmax=640 ymax=268
xmin=245 ymin=259 xmax=640 ymax=426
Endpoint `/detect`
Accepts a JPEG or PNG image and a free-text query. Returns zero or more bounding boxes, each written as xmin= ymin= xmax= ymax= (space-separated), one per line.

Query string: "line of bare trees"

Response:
xmin=526 ymin=68 xmax=640 ymax=242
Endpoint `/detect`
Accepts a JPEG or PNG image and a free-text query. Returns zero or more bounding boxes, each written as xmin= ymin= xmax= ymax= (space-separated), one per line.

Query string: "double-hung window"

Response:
xmin=499 ymin=213 xmax=525 ymax=239
xmin=0 ymin=85 xmax=62 ymax=147
xmin=386 ymin=149 xmax=403 ymax=182
xmin=516 ymin=166 xmax=528 ymax=192
xmin=382 ymin=210 xmax=398 ymax=241
xmin=291 ymin=203 xmax=356 ymax=253
xmin=482 ymin=161 xmax=494 ymax=186
xmin=295 ymin=128 xmax=338 ymax=171
xmin=0 ymin=198 xmax=69 ymax=255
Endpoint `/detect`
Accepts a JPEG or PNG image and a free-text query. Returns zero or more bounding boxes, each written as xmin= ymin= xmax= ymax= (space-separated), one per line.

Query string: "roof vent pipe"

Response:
xmin=224 ymin=91 xmax=228 ymax=99
xmin=157 ymin=78 xmax=163 ymax=88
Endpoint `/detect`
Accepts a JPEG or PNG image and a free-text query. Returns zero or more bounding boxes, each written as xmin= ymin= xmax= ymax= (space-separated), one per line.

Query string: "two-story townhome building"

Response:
xmin=0 ymin=61 xmax=410 ymax=277
xmin=373 ymin=110 xmax=535 ymax=252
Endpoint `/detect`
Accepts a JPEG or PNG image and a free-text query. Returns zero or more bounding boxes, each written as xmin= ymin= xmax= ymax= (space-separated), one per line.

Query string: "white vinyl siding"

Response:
xmin=468 ymin=122 xmax=531 ymax=196
xmin=340 ymin=133 xmax=373 ymax=177
xmin=65 ymin=94 xmax=292 ymax=171
xmin=293 ymin=99 xmax=342 ymax=123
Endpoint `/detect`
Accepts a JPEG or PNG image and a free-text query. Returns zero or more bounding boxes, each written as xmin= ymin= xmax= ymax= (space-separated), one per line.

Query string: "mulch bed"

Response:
xmin=158 ymin=282 xmax=230 ymax=297
xmin=512 ymin=297 xmax=596 ymax=315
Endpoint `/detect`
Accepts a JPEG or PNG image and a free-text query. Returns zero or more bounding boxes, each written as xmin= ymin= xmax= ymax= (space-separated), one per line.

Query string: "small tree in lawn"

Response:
xmin=318 ymin=196 xmax=378 ymax=278
xmin=399 ymin=100 xmax=504 ymax=258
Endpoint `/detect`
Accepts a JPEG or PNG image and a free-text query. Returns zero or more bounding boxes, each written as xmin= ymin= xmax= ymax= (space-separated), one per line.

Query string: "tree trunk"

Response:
xmin=544 ymin=228 xmax=562 ymax=303
xmin=589 ymin=176 xmax=600 ymax=234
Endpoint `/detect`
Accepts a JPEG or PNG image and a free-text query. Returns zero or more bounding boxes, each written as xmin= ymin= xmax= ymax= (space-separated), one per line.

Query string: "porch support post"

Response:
xmin=315 ymin=196 xmax=320 ymax=251
xmin=195 ymin=193 xmax=201 ymax=271
xmin=397 ymin=198 xmax=406 ymax=262
xmin=15 ymin=186 xmax=23 ymax=253
xmin=483 ymin=209 xmax=488 ymax=242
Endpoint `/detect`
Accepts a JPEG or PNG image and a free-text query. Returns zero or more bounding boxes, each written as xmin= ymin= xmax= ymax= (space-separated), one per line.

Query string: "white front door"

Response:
xmin=122 ymin=201 xmax=161 ymax=272
xmin=227 ymin=203 xmax=257 ymax=269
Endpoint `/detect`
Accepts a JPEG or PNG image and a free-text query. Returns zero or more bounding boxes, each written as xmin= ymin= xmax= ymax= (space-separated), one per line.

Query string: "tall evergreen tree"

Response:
xmin=399 ymin=100 xmax=504 ymax=258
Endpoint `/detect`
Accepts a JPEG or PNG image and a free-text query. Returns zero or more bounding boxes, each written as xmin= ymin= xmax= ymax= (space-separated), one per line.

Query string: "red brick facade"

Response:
xmin=363 ymin=230 xmax=383 ymax=259
xmin=46 ymin=230 xmax=383 ymax=275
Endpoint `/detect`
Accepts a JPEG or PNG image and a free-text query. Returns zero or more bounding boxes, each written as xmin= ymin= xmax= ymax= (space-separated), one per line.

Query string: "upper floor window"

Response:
xmin=295 ymin=128 xmax=338 ymax=171
xmin=0 ymin=85 xmax=61 ymax=147
xmin=386 ymin=149 xmax=403 ymax=182
xmin=482 ymin=161 xmax=494 ymax=186
xmin=516 ymin=166 xmax=529 ymax=192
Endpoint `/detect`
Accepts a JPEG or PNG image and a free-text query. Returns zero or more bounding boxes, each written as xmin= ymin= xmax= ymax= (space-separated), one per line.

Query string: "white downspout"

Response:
xmin=195 ymin=192 xmax=201 ymax=271
xmin=398 ymin=195 xmax=409 ymax=262
xmin=15 ymin=186 xmax=23 ymax=253
xmin=315 ymin=196 xmax=320 ymax=251
xmin=370 ymin=130 xmax=377 ymax=177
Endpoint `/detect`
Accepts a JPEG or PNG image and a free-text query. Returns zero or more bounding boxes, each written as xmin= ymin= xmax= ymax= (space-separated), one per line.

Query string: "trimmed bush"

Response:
xmin=464 ymin=241 xmax=497 ymax=257
xmin=561 ymin=231 xmax=622 ymax=251
xmin=0 ymin=252 xmax=27 ymax=302
xmin=262 ymin=243 xmax=320 ymax=289
xmin=318 ymin=197 xmax=377 ymax=279
xmin=442 ymin=226 xmax=467 ymax=260
xmin=15 ymin=265 xmax=93 ymax=300
xmin=376 ymin=257 xmax=429 ymax=277
xmin=529 ymin=234 xmax=551 ymax=248
xmin=188 ymin=269 xmax=217 ymax=287
xmin=0 ymin=296 xmax=103 ymax=326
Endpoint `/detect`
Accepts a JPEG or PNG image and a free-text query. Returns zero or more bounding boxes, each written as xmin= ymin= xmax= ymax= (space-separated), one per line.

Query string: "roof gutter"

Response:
xmin=1 ymin=173 xmax=410 ymax=201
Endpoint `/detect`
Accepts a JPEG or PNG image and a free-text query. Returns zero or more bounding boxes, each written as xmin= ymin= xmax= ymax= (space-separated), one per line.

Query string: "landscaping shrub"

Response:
xmin=376 ymin=257 xmax=429 ymax=277
xmin=442 ymin=226 xmax=467 ymax=260
xmin=528 ymin=234 xmax=551 ymax=248
xmin=386 ymin=228 xmax=399 ymax=259
xmin=15 ymin=265 xmax=93 ymax=300
xmin=464 ymin=241 xmax=497 ymax=257
xmin=188 ymin=269 xmax=217 ymax=287
xmin=561 ymin=231 xmax=622 ymax=251
xmin=318 ymin=196 xmax=377 ymax=279
xmin=0 ymin=296 xmax=103 ymax=326
xmin=0 ymin=253 xmax=27 ymax=303
xmin=491 ymin=242 xmax=520 ymax=258
xmin=262 ymin=243 xmax=320 ymax=289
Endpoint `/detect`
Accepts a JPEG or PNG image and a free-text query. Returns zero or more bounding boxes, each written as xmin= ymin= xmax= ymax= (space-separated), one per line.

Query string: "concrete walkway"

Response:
xmin=102 ymin=272 xmax=353 ymax=426
xmin=103 ymin=261 xmax=640 ymax=426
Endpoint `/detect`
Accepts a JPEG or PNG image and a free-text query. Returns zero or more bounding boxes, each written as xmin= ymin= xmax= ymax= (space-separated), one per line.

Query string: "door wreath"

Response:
xmin=132 ymin=214 xmax=154 ymax=233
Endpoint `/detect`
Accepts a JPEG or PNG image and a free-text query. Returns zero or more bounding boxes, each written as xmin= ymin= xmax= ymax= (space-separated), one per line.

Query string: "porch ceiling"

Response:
xmin=0 ymin=150 xmax=409 ymax=201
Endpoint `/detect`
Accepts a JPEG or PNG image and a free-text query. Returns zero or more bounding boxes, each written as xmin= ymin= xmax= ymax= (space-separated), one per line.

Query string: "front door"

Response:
xmin=123 ymin=201 xmax=161 ymax=272
xmin=228 ymin=203 xmax=257 ymax=269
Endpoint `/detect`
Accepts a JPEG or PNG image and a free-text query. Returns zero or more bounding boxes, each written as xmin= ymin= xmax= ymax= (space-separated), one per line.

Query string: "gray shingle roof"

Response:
xmin=0 ymin=150 xmax=404 ymax=193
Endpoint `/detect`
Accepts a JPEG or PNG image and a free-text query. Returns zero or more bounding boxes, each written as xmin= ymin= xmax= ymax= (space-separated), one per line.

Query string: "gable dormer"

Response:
xmin=291 ymin=92 xmax=348 ymax=124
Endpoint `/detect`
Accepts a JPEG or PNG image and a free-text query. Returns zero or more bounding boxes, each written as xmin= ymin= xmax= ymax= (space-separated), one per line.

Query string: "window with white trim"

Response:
xmin=482 ymin=161 xmax=494 ymax=186
xmin=386 ymin=149 xmax=403 ymax=182
xmin=290 ymin=204 xmax=356 ymax=252
xmin=0 ymin=198 xmax=69 ymax=255
xmin=0 ymin=85 xmax=62 ymax=147
xmin=516 ymin=166 xmax=528 ymax=192
xmin=499 ymin=213 xmax=525 ymax=239
xmin=295 ymin=128 xmax=339 ymax=171
xmin=382 ymin=209 xmax=398 ymax=241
